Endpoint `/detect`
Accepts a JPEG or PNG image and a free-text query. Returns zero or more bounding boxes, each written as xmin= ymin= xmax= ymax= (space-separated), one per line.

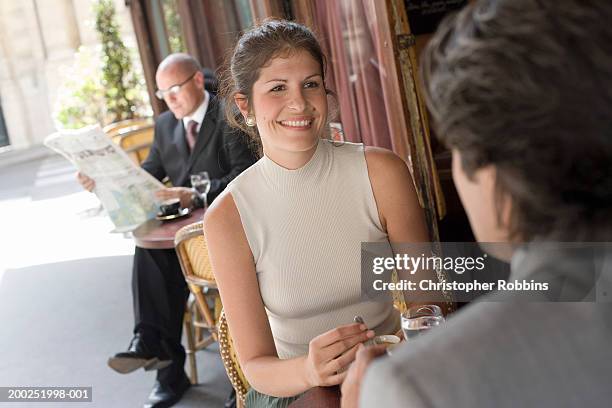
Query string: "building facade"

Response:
xmin=0 ymin=0 xmax=136 ymax=149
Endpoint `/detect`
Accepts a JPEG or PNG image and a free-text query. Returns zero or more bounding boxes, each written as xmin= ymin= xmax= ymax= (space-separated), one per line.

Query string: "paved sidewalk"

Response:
xmin=0 ymin=144 xmax=54 ymax=171
xmin=0 ymin=153 xmax=231 ymax=407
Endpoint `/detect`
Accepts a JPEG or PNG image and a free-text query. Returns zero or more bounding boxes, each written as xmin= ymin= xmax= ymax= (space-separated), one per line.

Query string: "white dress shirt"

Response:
xmin=182 ymin=90 xmax=210 ymax=133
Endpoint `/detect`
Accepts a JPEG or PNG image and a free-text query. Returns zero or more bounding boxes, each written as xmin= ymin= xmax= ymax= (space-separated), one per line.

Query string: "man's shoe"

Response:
xmin=107 ymin=333 xmax=172 ymax=374
xmin=144 ymin=375 xmax=190 ymax=408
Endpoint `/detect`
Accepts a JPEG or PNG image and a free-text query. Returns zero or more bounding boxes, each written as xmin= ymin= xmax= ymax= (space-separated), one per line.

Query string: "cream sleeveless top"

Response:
xmin=227 ymin=139 xmax=399 ymax=359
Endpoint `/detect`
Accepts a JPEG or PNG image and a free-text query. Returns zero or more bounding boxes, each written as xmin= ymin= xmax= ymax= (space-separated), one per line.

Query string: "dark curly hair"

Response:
xmin=421 ymin=0 xmax=612 ymax=241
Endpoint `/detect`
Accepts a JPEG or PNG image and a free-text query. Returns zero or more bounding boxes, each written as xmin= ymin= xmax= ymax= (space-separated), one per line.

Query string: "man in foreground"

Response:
xmin=341 ymin=1 xmax=612 ymax=406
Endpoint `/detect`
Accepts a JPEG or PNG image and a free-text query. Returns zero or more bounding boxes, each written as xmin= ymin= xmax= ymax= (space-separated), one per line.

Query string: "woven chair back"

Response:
xmin=218 ymin=309 xmax=250 ymax=405
xmin=175 ymin=221 xmax=216 ymax=285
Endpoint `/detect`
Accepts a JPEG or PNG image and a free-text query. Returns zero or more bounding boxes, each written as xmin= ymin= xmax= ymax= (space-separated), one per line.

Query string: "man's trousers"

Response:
xmin=132 ymin=246 xmax=189 ymax=386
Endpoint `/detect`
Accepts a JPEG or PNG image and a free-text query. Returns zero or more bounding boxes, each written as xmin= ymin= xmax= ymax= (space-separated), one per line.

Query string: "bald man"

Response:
xmin=78 ymin=53 xmax=255 ymax=407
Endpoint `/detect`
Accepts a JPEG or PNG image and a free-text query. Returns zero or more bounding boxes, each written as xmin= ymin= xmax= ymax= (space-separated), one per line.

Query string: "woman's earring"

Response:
xmin=245 ymin=115 xmax=256 ymax=127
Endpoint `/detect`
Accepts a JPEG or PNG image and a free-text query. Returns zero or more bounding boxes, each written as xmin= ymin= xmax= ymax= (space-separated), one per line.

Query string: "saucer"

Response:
xmin=364 ymin=334 xmax=401 ymax=348
xmin=373 ymin=335 xmax=401 ymax=345
xmin=156 ymin=207 xmax=190 ymax=221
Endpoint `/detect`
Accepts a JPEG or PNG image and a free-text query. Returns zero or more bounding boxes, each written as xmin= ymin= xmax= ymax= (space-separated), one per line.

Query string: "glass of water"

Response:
xmin=190 ymin=171 xmax=211 ymax=209
xmin=401 ymin=304 xmax=444 ymax=340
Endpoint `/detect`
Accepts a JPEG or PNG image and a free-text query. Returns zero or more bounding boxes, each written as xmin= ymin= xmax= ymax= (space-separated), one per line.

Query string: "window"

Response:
xmin=161 ymin=0 xmax=186 ymax=53
xmin=149 ymin=0 xmax=187 ymax=58
xmin=312 ymin=0 xmax=394 ymax=149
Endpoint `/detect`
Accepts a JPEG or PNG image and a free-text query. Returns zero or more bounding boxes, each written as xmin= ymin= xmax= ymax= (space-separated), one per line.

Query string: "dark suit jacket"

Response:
xmin=141 ymin=94 xmax=255 ymax=202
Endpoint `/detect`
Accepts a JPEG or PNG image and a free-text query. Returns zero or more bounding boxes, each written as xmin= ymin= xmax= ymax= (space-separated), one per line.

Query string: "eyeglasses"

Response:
xmin=155 ymin=71 xmax=198 ymax=100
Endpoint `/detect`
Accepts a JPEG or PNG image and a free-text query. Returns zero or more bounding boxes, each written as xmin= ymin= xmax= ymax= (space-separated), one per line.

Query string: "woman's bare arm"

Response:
xmin=365 ymin=147 xmax=448 ymax=311
xmin=365 ymin=146 xmax=429 ymax=244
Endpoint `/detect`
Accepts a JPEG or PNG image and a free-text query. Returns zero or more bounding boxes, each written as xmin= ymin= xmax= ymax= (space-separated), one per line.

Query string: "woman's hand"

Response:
xmin=304 ymin=323 xmax=375 ymax=387
xmin=154 ymin=187 xmax=194 ymax=208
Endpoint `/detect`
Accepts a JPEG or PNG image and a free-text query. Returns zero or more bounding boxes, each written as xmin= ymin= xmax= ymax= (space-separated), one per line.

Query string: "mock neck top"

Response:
xmin=258 ymin=138 xmax=332 ymax=192
xmin=227 ymin=139 xmax=399 ymax=359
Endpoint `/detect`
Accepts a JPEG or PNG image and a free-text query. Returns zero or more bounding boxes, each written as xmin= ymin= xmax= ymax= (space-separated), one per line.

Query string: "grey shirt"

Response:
xmin=361 ymin=244 xmax=612 ymax=408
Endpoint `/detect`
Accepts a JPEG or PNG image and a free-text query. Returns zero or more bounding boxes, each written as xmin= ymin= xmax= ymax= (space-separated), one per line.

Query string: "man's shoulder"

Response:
xmin=362 ymin=301 xmax=515 ymax=407
xmin=155 ymin=110 xmax=179 ymax=130
xmin=363 ymin=300 xmax=610 ymax=407
xmin=387 ymin=300 xmax=515 ymax=367
xmin=207 ymin=93 xmax=225 ymax=118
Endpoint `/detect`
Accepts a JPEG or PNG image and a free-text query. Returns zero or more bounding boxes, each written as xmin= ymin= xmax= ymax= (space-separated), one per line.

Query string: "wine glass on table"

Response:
xmin=190 ymin=171 xmax=211 ymax=210
xmin=401 ymin=304 xmax=445 ymax=340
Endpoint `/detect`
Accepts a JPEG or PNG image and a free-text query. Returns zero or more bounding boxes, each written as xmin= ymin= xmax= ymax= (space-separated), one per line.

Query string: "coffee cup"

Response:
xmin=372 ymin=335 xmax=400 ymax=346
xmin=159 ymin=198 xmax=181 ymax=216
xmin=364 ymin=334 xmax=401 ymax=348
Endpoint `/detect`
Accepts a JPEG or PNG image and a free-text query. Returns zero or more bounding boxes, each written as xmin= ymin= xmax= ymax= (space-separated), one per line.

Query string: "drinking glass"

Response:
xmin=401 ymin=304 xmax=444 ymax=340
xmin=190 ymin=171 xmax=211 ymax=209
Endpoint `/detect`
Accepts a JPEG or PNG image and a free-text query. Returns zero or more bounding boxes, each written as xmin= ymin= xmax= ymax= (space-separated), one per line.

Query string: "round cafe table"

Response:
xmin=132 ymin=208 xmax=205 ymax=249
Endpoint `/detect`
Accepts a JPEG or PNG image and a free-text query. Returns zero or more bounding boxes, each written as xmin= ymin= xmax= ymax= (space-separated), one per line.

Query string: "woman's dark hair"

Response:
xmin=220 ymin=19 xmax=329 ymax=151
xmin=420 ymin=0 xmax=612 ymax=241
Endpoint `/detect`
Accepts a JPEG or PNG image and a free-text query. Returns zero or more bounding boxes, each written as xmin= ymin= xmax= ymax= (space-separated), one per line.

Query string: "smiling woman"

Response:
xmin=220 ymin=20 xmax=332 ymax=158
xmin=204 ymin=20 xmax=434 ymax=407
xmin=241 ymin=49 xmax=327 ymax=165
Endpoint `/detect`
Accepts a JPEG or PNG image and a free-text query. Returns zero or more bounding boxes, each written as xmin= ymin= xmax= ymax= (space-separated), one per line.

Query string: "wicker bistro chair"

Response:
xmin=103 ymin=117 xmax=153 ymax=138
xmin=174 ymin=221 xmax=222 ymax=385
xmin=218 ymin=309 xmax=250 ymax=408
xmin=112 ymin=124 xmax=155 ymax=166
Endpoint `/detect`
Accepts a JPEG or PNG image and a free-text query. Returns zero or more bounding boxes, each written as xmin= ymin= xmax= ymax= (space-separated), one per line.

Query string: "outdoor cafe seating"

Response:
xmin=174 ymin=221 xmax=222 ymax=385
xmin=103 ymin=118 xmax=155 ymax=166
xmin=174 ymin=220 xmax=250 ymax=406
xmin=218 ymin=310 xmax=250 ymax=408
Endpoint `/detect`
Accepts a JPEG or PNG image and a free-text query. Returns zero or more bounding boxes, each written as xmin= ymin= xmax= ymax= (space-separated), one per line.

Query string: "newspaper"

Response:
xmin=44 ymin=125 xmax=164 ymax=233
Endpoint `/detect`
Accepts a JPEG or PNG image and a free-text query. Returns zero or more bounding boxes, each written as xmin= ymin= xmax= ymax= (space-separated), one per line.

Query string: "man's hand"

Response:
xmin=340 ymin=344 xmax=387 ymax=408
xmin=155 ymin=187 xmax=194 ymax=209
xmin=76 ymin=172 xmax=95 ymax=192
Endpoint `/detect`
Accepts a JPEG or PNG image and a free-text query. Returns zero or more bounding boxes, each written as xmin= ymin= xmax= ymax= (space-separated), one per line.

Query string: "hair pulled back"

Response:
xmin=220 ymin=19 xmax=328 ymax=150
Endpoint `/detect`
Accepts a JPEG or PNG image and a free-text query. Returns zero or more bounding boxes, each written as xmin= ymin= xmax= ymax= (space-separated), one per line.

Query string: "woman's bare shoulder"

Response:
xmin=363 ymin=146 xmax=425 ymax=235
xmin=364 ymin=146 xmax=412 ymax=186
xmin=203 ymin=190 xmax=243 ymax=236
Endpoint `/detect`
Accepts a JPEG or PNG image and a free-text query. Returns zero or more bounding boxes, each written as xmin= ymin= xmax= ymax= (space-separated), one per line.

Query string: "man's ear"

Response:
xmin=234 ymin=93 xmax=250 ymax=119
xmin=193 ymin=71 xmax=205 ymax=89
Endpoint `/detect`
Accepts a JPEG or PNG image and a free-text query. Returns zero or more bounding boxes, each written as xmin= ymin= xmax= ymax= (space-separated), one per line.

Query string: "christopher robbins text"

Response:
xmin=372 ymin=279 xmax=549 ymax=293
